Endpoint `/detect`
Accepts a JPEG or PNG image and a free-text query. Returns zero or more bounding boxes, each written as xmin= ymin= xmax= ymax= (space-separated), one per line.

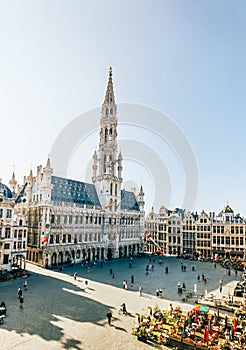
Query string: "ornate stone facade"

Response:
xmin=15 ymin=68 xmax=145 ymax=267
xmin=0 ymin=180 xmax=27 ymax=271
xmin=145 ymin=204 xmax=246 ymax=259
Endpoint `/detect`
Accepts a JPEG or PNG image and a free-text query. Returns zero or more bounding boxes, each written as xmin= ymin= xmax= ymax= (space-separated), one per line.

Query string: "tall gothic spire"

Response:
xmin=103 ymin=67 xmax=115 ymax=105
xmin=92 ymin=68 xmax=122 ymax=209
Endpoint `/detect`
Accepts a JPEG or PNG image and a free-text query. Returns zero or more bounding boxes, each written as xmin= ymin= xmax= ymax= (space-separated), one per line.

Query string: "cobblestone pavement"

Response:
xmin=0 ymin=258 xmax=241 ymax=350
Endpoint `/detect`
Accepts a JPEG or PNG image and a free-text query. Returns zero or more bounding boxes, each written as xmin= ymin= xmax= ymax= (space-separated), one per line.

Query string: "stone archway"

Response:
xmin=96 ymin=248 xmax=100 ymax=260
xmin=76 ymin=250 xmax=81 ymax=260
xmin=58 ymin=252 xmax=63 ymax=265
xmin=107 ymin=248 xmax=113 ymax=260
xmin=51 ymin=252 xmax=57 ymax=266
xmin=101 ymin=247 xmax=104 ymax=260
xmin=87 ymin=249 xmax=91 ymax=261
xmin=71 ymin=250 xmax=75 ymax=261
xmin=12 ymin=254 xmax=26 ymax=270
xmin=92 ymin=248 xmax=96 ymax=261
xmin=82 ymin=249 xmax=87 ymax=261
xmin=65 ymin=251 xmax=72 ymax=264
xmin=107 ymin=244 xmax=114 ymax=260
xmin=119 ymin=246 xmax=123 ymax=258
xmin=124 ymin=246 xmax=128 ymax=257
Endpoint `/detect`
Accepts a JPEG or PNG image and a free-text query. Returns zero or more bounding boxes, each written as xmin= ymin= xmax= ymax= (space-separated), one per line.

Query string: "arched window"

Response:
xmin=104 ymin=155 xmax=107 ymax=173
xmin=106 ymin=108 xmax=108 ymax=115
xmin=110 ymin=183 xmax=113 ymax=195
xmin=109 ymin=128 xmax=112 ymax=141
xmin=110 ymin=108 xmax=113 ymax=115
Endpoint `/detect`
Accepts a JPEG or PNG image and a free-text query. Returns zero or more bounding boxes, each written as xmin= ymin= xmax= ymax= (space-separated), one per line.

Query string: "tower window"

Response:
xmin=109 ymin=128 xmax=112 ymax=141
xmin=104 ymin=155 xmax=107 ymax=173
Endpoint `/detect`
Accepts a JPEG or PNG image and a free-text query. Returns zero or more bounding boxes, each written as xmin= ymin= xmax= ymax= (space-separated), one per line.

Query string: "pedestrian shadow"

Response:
xmin=113 ymin=325 xmax=127 ymax=332
xmin=62 ymin=337 xmax=81 ymax=350
xmin=141 ymin=294 xmax=152 ymax=299
xmin=63 ymin=287 xmax=87 ymax=293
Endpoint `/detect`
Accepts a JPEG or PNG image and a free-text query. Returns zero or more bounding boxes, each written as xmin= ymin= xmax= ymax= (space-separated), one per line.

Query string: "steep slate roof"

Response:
xmin=51 ymin=176 xmax=101 ymax=208
xmin=0 ymin=183 xmax=12 ymax=198
xmin=121 ymin=190 xmax=140 ymax=211
xmin=224 ymin=205 xmax=234 ymax=213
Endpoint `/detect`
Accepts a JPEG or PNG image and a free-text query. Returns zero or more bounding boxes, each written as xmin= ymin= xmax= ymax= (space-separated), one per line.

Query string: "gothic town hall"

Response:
xmin=14 ymin=68 xmax=145 ymax=268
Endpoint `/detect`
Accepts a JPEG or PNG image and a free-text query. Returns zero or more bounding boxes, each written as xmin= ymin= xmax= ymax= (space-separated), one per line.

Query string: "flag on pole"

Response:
xmin=40 ymin=232 xmax=50 ymax=246
xmin=105 ymin=203 xmax=113 ymax=209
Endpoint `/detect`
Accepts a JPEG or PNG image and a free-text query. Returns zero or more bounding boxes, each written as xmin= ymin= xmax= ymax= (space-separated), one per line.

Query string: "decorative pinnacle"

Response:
xmin=103 ymin=66 xmax=115 ymax=105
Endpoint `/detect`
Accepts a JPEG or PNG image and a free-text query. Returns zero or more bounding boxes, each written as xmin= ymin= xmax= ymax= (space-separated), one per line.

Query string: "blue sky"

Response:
xmin=0 ymin=0 xmax=245 ymax=215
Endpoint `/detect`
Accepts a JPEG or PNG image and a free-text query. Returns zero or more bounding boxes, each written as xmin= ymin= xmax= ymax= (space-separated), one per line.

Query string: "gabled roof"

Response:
xmin=121 ymin=190 xmax=139 ymax=211
xmin=51 ymin=176 xmax=101 ymax=208
xmin=223 ymin=205 xmax=234 ymax=213
xmin=0 ymin=182 xmax=12 ymax=198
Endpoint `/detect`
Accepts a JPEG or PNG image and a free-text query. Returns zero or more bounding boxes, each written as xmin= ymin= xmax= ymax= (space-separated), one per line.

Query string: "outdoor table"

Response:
xmin=194 ymin=331 xmax=204 ymax=339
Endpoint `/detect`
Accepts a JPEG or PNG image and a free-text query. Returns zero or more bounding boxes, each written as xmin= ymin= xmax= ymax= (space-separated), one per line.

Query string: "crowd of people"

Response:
xmin=132 ymin=302 xmax=246 ymax=349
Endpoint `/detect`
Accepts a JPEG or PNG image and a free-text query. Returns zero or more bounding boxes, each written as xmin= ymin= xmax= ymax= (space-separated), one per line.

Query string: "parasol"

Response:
xmin=193 ymin=304 xmax=209 ymax=313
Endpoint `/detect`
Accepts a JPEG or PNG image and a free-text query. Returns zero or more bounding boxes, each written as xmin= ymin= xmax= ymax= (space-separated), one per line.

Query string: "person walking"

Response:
xmin=219 ymin=279 xmax=223 ymax=293
xmin=23 ymin=280 xmax=28 ymax=290
xmin=131 ymin=274 xmax=134 ymax=284
xmin=18 ymin=288 xmax=23 ymax=299
xmin=168 ymin=303 xmax=173 ymax=316
xmin=106 ymin=309 xmax=112 ymax=326
xmin=121 ymin=302 xmax=127 ymax=315
xmin=74 ymin=272 xmax=77 ymax=280
xmin=139 ymin=285 xmax=143 ymax=296
xmin=19 ymin=295 xmax=24 ymax=308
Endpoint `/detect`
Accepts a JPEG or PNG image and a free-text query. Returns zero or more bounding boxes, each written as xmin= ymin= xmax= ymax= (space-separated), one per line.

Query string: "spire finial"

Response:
xmin=103 ymin=66 xmax=115 ymax=105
